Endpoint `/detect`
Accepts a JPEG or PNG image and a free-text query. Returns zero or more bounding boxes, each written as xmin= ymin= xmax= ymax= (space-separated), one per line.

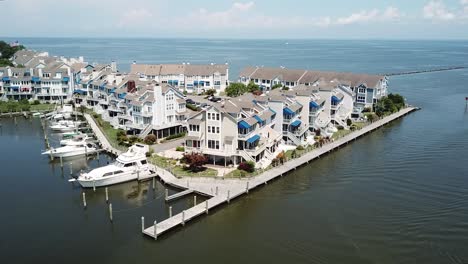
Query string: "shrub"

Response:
xmin=166 ymin=132 xmax=186 ymax=141
xmin=337 ymin=125 xmax=344 ymax=130
xmin=205 ymin=89 xmax=217 ymax=96
xmin=346 ymin=118 xmax=353 ymax=126
xmin=186 ymin=103 xmax=200 ymax=111
xmin=238 ymin=161 xmax=255 ymax=173
xmin=145 ymin=149 xmax=154 ymax=157
xmin=296 ymin=145 xmax=305 ymax=151
xmin=271 ymin=83 xmax=283 ymax=90
xmin=144 ymin=134 xmax=157 ymax=145
xmin=176 ymin=146 xmax=185 ymax=152
xmin=182 ymin=153 xmax=208 ymax=172
xmin=362 ymin=107 xmax=372 ymax=113
xmin=32 ymin=100 xmax=40 ymax=105
xmin=92 ymin=113 xmax=99 ymax=119
xmin=128 ymin=136 xmax=140 ymax=144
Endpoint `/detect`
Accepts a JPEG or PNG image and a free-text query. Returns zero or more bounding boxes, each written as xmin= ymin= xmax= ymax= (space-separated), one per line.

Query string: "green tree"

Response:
xmin=247 ymin=81 xmax=260 ymax=93
xmin=271 ymin=83 xmax=283 ymax=90
xmin=205 ymin=89 xmax=216 ymax=96
xmin=225 ymin=82 xmax=248 ymax=97
xmin=0 ymin=41 xmax=25 ymax=66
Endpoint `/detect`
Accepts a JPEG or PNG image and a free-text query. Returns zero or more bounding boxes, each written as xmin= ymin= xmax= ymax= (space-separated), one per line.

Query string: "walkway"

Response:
xmin=84 ymin=113 xmax=123 ymax=155
xmin=141 ymin=107 xmax=419 ymax=239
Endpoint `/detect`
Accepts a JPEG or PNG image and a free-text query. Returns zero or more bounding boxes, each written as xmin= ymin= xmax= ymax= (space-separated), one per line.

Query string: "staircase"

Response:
xmin=239 ymin=150 xmax=255 ymax=163
xmin=139 ymin=124 xmax=153 ymax=139
xmin=287 ymin=131 xmax=302 ymax=146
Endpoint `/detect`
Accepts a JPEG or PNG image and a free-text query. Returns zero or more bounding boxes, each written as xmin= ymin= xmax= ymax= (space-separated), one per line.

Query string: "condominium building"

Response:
xmin=130 ymin=63 xmax=229 ymax=95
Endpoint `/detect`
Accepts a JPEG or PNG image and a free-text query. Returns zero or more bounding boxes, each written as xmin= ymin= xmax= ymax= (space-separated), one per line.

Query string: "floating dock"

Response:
xmin=142 ymin=107 xmax=419 ymax=239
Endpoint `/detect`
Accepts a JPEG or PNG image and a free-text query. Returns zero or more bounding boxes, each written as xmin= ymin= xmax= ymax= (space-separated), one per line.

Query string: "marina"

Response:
xmin=143 ymin=107 xmax=418 ymax=238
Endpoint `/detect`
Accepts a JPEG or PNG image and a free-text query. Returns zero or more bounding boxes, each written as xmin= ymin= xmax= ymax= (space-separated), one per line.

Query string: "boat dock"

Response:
xmin=142 ymin=107 xmax=419 ymax=239
xmin=165 ymin=189 xmax=194 ymax=202
xmin=83 ymin=113 xmax=123 ymax=155
xmin=383 ymin=66 xmax=467 ymax=76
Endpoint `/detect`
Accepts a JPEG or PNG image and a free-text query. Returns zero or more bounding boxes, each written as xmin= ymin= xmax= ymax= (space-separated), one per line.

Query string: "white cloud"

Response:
xmin=233 ymin=2 xmax=255 ymax=11
xmin=118 ymin=8 xmax=153 ymax=27
xmin=336 ymin=7 xmax=401 ymax=25
xmin=423 ymin=1 xmax=455 ymax=20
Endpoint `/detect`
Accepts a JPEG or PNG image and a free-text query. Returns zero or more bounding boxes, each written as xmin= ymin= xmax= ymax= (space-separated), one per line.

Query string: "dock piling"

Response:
xmin=182 ymin=211 xmax=185 ymax=226
xmin=169 ymin=206 xmax=172 ymax=218
xmin=153 ymin=221 xmax=157 ymax=240
xmin=205 ymin=200 xmax=209 ymax=214
xmin=109 ymin=203 xmax=113 ymax=222
xmin=82 ymin=192 xmax=87 ymax=208
xmin=215 ymin=186 xmax=219 ymax=196
xmin=141 ymin=216 xmax=145 ymax=233
xmin=93 ymin=180 xmax=96 ymax=192
xmin=165 ymin=189 xmax=168 ymax=200
xmin=246 ymin=182 xmax=249 ymax=194
xmin=105 ymin=187 xmax=109 ymax=202
xmin=60 ymin=156 xmax=63 ymax=168
xmin=193 ymin=195 xmax=197 ymax=206
xmin=69 ymin=163 xmax=73 ymax=175
xmin=152 ymin=177 xmax=155 ymax=190
xmin=227 ymin=190 xmax=231 ymax=203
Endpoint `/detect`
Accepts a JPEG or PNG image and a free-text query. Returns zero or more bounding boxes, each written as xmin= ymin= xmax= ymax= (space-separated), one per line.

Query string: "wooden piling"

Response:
xmin=165 ymin=189 xmax=168 ymax=200
xmin=60 ymin=156 xmax=63 ymax=168
xmin=169 ymin=206 xmax=172 ymax=218
xmin=109 ymin=203 xmax=113 ymax=222
xmin=227 ymin=190 xmax=231 ymax=203
xmin=246 ymin=182 xmax=249 ymax=193
xmin=152 ymin=177 xmax=155 ymax=190
xmin=82 ymin=192 xmax=87 ymax=208
xmin=193 ymin=195 xmax=197 ymax=206
xmin=153 ymin=221 xmax=157 ymax=240
xmin=141 ymin=216 xmax=145 ymax=233
xmin=215 ymin=186 xmax=219 ymax=196
xmin=93 ymin=180 xmax=96 ymax=192
xmin=105 ymin=187 xmax=109 ymax=202
xmin=205 ymin=200 xmax=209 ymax=214
xmin=69 ymin=163 xmax=73 ymax=175
xmin=182 ymin=211 xmax=185 ymax=226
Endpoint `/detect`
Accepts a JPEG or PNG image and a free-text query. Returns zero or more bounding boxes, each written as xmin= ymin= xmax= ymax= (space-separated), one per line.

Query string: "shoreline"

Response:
xmin=141 ymin=106 xmax=419 ymax=239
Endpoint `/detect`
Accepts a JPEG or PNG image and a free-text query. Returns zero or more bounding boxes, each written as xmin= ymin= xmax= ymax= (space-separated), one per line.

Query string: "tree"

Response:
xmin=144 ymin=134 xmax=157 ymax=145
xmin=0 ymin=41 xmax=25 ymax=66
xmin=271 ymin=83 xmax=283 ymax=90
xmin=205 ymin=89 xmax=216 ymax=96
xmin=346 ymin=118 xmax=353 ymax=126
xmin=238 ymin=161 xmax=255 ymax=173
xmin=182 ymin=153 xmax=208 ymax=172
xmin=225 ymin=82 xmax=248 ymax=97
xmin=247 ymin=81 xmax=260 ymax=93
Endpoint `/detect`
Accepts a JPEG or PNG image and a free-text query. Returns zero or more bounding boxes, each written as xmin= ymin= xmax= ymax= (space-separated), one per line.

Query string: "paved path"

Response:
xmin=141 ymin=107 xmax=419 ymax=239
xmin=151 ymin=138 xmax=185 ymax=153
xmin=84 ymin=113 xmax=123 ymax=155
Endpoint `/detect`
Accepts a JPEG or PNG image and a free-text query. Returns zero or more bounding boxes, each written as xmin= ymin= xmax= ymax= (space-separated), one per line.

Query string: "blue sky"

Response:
xmin=1 ymin=0 xmax=468 ymax=39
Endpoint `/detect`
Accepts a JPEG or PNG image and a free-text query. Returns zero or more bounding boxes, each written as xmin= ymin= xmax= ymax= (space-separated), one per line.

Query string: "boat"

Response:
xmin=60 ymin=134 xmax=89 ymax=146
xmin=42 ymin=142 xmax=98 ymax=158
xmin=72 ymin=144 xmax=152 ymax=188
xmin=50 ymin=120 xmax=79 ymax=132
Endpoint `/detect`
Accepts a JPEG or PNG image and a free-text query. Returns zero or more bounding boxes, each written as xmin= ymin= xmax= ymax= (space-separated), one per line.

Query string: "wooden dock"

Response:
xmin=83 ymin=113 xmax=123 ymax=155
xmin=142 ymin=107 xmax=419 ymax=239
xmin=165 ymin=189 xmax=194 ymax=202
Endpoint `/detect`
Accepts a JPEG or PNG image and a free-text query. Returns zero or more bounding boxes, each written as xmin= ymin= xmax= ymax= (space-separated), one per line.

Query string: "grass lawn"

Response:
xmin=91 ymin=113 xmax=127 ymax=151
xmin=149 ymin=154 xmax=218 ymax=177
xmin=30 ymin=104 xmax=56 ymax=112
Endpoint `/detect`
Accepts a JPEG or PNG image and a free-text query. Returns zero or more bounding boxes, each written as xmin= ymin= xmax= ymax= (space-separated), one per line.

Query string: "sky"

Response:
xmin=1 ymin=0 xmax=468 ymax=39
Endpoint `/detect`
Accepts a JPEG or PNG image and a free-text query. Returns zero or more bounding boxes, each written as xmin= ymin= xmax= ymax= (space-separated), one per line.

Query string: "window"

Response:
xmin=166 ymin=93 xmax=174 ymax=101
xmin=357 ymin=96 xmax=365 ymax=102
xmin=166 ymin=103 xmax=174 ymax=110
xmin=124 ymin=162 xmax=136 ymax=167
xmin=214 ymin=81 xmax=221 ymax=85
xmin=267 ymin=80 xmax=270 ymax=84
xmin=189 ymin=124 xmax=200 ymax=132
xmin=216 ymin=127 xmax=220 ymax=134
xmin=208 ymin=140 xmax=220 ymax=149
xmin=207 ymin=113 xmax=211 ymax=120
xmin=358 ymin=88 xmax=366 ymax=93
xmin=208 ymin=126 xmax=220 ymax=134
xmin=255 ymin=79 xmax=259 ymax=83
xmin=141 ymin=160 xmax=147 ymax=165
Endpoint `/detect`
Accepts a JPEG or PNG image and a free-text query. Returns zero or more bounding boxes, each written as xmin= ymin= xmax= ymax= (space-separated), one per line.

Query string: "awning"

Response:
xmin=32 ymin=77 xmax=41 ymax=82
xmin=238 ymin=120 xmax=251 ymax=129
xmin=291 ymin=120 xmax=302 ymax=127
xmin=168 ymin=80 xmax=173 ymax=85
xmin=11 ymin=86 xmax=19 ymax=91
xmin=199 ymin=81 xmax=205 ymax=85
xmin=310 ymin=101 xmax=319 ymax=108
xmin=283 ymin=107 xmax=295 ymax=115
xmin=62 ymin=77 xmax=70 ymax=82
xmin=332 ymin=95 xmax=342 ymax=104
xmin=254 ymin=115 xmax=264 ymax=123
xmin=247 ymin=134 xmax=260 ymax=144
xmin=194 ymin=81 xmax=199 ymax=85
xmin=109 ymin=88 xmax=116 ymax=94
xmin=173 ymin=80 xmax=179 ymax=85
xmin=73 ymin=89 xmax=87 ymax=95
xmin=118 ymin=93 xmax=127 ymax=99
xmin=2 ymin=77 xmax=10 ymax=82
xmin=99 ymin=85 xmax=106 ymax=90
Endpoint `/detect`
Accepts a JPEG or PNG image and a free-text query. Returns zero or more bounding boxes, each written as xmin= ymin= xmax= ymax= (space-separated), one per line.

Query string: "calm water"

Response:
xmin=1 ymin=38 xmax=468 ymax=264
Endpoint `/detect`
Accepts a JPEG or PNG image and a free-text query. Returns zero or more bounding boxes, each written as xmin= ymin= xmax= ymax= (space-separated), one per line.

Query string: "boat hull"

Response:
xmin=78 ymin=169 xmax=152 ymax=188
xmin=43 ymin=148 xmax=98 ymax=158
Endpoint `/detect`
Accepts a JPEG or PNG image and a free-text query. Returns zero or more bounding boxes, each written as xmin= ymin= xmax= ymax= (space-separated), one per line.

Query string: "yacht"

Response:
xmin=42 ymin=142 xmax=98 ymax=158
xmin=50 ymin=120 xmax=79 ymax=132
xmin=73 ymin=144 xmax=152 ymax=188
xmin=60 ymin=134 xmax=89 ymax=146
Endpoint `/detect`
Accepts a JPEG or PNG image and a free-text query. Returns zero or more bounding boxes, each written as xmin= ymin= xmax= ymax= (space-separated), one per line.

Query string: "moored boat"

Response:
xmin=42 ymin=142 xmax=98 ymax=158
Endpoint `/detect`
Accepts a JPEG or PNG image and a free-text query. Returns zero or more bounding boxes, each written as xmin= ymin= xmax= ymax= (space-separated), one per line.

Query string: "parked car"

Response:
xmin=186 ymin=98 xmax=195 ymax=105
xmin=211 ymin=97 xmax=222 ymax=102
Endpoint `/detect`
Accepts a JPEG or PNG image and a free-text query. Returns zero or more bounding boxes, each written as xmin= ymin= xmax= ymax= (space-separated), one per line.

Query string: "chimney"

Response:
xmin=30 ymin=68 xmax=34 ymax=76
xmin=111 ymin=61 xmax=117 ymax=72
xmin=38 ymin=68 xmax=43 ymax=77
xmin=7 ymin=68 xmax=12 ymax=76
xmin=127 ymin=80 xmax=136 ymax=93
xmin=79 ymin=56 xmax=84 ymax=62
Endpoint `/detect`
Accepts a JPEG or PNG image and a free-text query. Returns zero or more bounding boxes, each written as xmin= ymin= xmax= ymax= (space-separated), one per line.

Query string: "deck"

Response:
xmin=141 ymin=107 xmax=419 ymax=239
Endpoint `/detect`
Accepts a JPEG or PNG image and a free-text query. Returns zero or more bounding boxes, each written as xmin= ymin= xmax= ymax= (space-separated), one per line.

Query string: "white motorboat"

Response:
xmin=60 ymin=134 xmax=89 ymax=146
xmin=73 ymin=144 xmax=152 ymax=188
xmin=42 ymin=142 xmax=98 ymax=158
xmin=50 ymin=120 xmax=79 ymax=132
